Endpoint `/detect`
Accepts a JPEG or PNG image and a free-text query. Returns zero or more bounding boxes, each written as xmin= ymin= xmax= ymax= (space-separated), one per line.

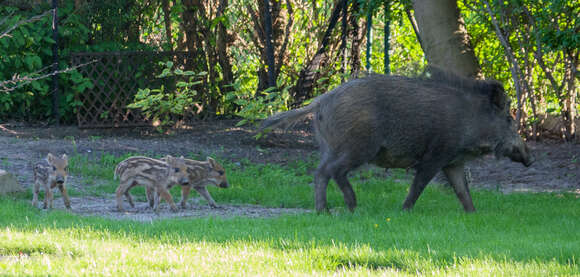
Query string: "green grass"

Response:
xmin=1 ymin=152 xmax=579 ymax=276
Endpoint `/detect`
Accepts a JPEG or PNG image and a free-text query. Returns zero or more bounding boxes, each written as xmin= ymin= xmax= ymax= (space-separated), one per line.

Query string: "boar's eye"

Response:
xmin=174 ymin=168 xmax=180 ymax=173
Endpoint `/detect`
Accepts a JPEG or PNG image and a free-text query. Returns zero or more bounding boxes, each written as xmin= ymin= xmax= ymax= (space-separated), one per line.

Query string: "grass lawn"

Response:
xmin=0 ymin=153 xmax=578 ymax=276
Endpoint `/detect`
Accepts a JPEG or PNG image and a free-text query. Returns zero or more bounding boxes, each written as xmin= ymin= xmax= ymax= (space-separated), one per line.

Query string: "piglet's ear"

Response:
xmin=165 ymin=155 xmax=174 ymax=163
xmin=206 ymin=157 xmax=216 ymax=168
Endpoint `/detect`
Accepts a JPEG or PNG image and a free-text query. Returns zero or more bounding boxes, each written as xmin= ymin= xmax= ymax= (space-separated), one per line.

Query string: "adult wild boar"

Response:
xmin=261 ymin=68 xmax=534 ymax=213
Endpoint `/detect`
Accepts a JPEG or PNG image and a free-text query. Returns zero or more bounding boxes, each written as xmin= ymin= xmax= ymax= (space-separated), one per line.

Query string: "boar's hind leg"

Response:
xmin=330 ymin=154 xmax=357 ymax=211
xmin=443 ymin=163 xmax=475 ymax=212
xmin=402 ymin=164 xmax=441 ymax=211
xmin=333 ymin=171 xmax=357 ymax=212
xmin=314 ymin=165 xmax=331 ymax=212
xmin=315 ymin=152 xmax=357 ymax=212
xmin=314 ymin=150 xmax=333 ymax=213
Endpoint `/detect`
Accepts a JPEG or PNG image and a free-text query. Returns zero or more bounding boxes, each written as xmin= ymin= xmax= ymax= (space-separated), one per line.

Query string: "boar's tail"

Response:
xmin=260 ymin=94 xmax=327 ymax=131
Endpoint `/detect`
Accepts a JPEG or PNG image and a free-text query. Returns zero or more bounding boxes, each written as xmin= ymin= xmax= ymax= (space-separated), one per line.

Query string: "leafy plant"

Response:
xmin=229 ymin=85 xmax=291 ymax=127
xmin=127 ymin=61 xmax=206 ymax=130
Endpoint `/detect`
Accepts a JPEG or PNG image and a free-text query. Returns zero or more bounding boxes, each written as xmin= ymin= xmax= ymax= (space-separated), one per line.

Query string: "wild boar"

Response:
xmin=32 ymin=153 xmax=70 ymax=209
xmin=114 ymin=155 xmax=189 ymax=213
xmin=261 ymin=67 xmax=534 ymax=213
xmin=149 ymin=156 xmax=229 ymax=209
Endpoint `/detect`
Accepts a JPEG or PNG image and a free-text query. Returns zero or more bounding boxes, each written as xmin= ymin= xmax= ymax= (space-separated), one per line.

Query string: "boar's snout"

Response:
xmin=55 ymin=176 xmax=65 ymax=184
xmin=179 ymin=177 xmax=190 ymax=186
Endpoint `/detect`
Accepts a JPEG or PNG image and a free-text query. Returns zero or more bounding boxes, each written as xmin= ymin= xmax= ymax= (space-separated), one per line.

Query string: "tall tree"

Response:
xmin=349 ymin=0 xmax=362 ymax=78
xmin=412 ymin=0 xmax=481 ymax=78
xmin=216 ymin=0 xmax=234 ymax=94
xmin=292 ymin=0 xmax=348 ymax=104
xmin=262 ymin=0 xmax=276 ymax=88
xmin=246 ymin=0 xmax=293 ymax=92
xmin=161 ymin=0 xmax=173 ymax=50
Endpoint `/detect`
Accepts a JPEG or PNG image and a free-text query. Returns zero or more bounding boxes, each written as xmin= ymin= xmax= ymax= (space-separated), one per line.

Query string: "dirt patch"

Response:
xmin=44 ymin=196 xmax=309 ymax=222
xmin=1 ymin=119 xmax=579 ymax=219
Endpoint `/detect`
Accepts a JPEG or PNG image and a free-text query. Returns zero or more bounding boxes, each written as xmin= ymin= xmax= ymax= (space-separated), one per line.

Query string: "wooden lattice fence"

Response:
xmin=72 ymin=51 xmax=194 ymax=128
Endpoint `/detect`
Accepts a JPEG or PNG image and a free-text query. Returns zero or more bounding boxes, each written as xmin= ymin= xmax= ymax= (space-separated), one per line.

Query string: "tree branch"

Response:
xmin=0 ymin=9 xmax=53 ymax=39
xmin=0 ymin=60 xmax=96 ymax=93
xmin=276 ymin=0 xmax=293 ymax=77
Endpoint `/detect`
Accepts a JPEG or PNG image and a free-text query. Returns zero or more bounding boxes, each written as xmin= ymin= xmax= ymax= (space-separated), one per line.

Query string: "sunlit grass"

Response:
xmin=1 ymin=152 xmax=578 ymax=275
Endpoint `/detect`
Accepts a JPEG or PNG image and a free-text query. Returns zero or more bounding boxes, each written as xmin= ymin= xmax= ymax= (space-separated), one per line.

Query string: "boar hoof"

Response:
xmin=464 ymin=207 xmax=476 ymax=213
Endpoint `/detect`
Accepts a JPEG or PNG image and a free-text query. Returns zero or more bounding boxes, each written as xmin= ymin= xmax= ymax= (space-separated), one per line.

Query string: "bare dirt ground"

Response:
xmin=1 ymin=119 xmax=579 ymax=221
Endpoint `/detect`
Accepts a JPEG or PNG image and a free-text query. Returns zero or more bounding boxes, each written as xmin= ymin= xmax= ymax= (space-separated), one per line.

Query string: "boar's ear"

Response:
xmin=165 ymin=155 xmax=175 ymax=163
xmin=47 ymin=153 xmax=55 ymax=162
xmin=61 ymin=154 xmax=68 ymax=161
xmin=488 ymin=81 xmax=507 ymax=110
xmin=206 ymin=157 xmax=216 ymax=168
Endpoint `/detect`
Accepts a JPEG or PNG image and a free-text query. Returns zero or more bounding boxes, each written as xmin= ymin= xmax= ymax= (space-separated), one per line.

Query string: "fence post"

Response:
xmin=366 ymin=1 xmax=373 ymax=73
xmin=384 ymin=0 xmax=390 ymax=75
xmin=51 ymin=0 xmax=59 ymax=125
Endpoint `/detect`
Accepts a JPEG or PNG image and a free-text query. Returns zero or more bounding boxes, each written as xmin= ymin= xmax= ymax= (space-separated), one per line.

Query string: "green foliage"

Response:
xmin=0 ymin=1 xmax=157 ymax=123
xmin=362 ymin=1 xmax=425 ymax=76
xmin=462 ymin=0 xmax=579 ymax=138
xmin=127 ymin=61 xmax=206 ymax=129
xmin=230 ymin=85 xmax=291 ymax=126
xmin=1 ymin=0 xmax=576 ymax=129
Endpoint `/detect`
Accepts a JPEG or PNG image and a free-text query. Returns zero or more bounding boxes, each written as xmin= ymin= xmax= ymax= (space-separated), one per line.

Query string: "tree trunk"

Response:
xmin=564 ymin=51 xmax=578 ymax=140
xmin=216 ymin=0 xmax=234 ymax=94
xmin=412 ymin=0 xmax=481 ymax=78
xmin=181 ymin=0 xmax=208 ymax=74
xmin=292 ymin=0 xmax=347 ymax=105
xmin=246 ymin=0 xmax=287 ymax=92
xmin=349 ymin=0 xmax=362 ymax=78
xmin=263 ymin=0 xmax=277 ymax=88
xmin=339 ymin=0 xmax=348 ymax=82
xmin=161 ymin=0 xmax=173 ymax=50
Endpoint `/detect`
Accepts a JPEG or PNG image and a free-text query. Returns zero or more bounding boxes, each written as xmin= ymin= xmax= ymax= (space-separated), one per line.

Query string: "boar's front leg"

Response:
xmin=44 ymin=184 xmax=53 ymax=209
xmin=180 ymin=185 xmax=191 ymax=209
xmin=157 ymin=186 xmax=178 ymax=212
xmin=32 ymin=181 xmax=40 ymax=208
xmin=57 ymin=184 xmax=71 ymax=209
xmin=443 ymin=163 xmax=475 ymax=212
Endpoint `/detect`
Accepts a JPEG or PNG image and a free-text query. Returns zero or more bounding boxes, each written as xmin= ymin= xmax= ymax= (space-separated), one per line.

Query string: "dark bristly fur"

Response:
xmin=261 ymin=68 xmax=534 ymax=213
